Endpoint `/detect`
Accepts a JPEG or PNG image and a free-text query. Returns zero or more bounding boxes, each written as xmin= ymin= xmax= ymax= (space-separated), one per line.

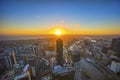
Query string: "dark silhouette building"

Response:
xmin=56 ymin=39 xmax=63 ymax=66
xmin=111 ymin=38 xmax=120 ymax=57
xmin=111 ymin=38 xmax=120 ymax=51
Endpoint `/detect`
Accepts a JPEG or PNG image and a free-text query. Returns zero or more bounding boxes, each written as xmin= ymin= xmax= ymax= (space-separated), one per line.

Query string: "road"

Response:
xmin=70 ymin=40 xmax=118 ymax=80
xmin=80 ymin=59 xmax=106 ymax=80
xmin=74 ymin=59 xmax=106 ymax=80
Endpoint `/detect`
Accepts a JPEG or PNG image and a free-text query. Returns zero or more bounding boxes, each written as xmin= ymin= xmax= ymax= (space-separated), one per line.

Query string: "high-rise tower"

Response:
xmin=111 ymin=38 xmax=120 ymax=52
xmin=56 ymin=39 xmax=63 ymax=66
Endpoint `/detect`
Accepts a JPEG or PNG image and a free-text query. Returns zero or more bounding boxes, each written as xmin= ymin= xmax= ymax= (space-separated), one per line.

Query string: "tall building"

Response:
xmin=111 ymin=38 xmax=120 ymax=57
xmin=111 ymin=38 xmax=120 ymax=52
xmin=4 ymin=55 xmax=13 ymax=68
xmin=56 ymin=39 xmax=63 ymax=66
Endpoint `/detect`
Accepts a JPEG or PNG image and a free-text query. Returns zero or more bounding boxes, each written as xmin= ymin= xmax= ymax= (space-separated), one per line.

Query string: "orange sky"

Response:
xmin=0 ymin=23 xmax=120 ymax=36
xmin=1 ymin=1 xmax=120 ymax=36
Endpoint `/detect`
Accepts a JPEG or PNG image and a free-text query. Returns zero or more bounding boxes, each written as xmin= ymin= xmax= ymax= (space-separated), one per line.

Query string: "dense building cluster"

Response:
xmin=0 ymin=36 xmax=120 ymax=80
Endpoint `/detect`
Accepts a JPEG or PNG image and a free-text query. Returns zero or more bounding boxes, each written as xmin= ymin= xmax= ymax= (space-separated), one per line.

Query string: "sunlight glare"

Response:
xmin=55 ymin=29 xmax=62 ymax=35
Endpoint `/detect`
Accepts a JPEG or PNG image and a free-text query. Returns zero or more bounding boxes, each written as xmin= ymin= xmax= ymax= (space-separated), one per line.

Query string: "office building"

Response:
xmin=56 ymin=39 xmax=63 ymax=66
xmin=111 ymin=38 xmax=120 ymax=52
xmin=111 ymin=38 xmax=120 ymax=57
xmin=36 ymin=58 xmax=52 ymax=80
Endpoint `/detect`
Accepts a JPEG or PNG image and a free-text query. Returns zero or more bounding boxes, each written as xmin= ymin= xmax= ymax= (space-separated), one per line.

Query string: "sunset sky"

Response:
xmin=1 ymin=0 xmax=120 ymax=35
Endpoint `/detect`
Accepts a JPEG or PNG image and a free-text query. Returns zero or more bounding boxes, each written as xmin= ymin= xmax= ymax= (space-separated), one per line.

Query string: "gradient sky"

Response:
xmin=1 ymin=0 xmax=120 ymax=35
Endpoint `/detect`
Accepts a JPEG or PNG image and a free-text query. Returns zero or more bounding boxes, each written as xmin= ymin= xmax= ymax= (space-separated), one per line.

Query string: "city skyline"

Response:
xmin=1 ymin=0 xmax=120 ymax=36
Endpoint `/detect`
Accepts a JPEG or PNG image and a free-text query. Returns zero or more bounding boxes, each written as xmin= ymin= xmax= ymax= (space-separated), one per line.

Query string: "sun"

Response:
xmin=55 ymin=29 xmax=62 ymax=35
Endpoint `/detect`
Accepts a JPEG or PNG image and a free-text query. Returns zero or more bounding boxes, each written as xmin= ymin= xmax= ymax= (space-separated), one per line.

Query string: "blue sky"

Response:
xmin=1 ymin=0 xmax=120 ymax=35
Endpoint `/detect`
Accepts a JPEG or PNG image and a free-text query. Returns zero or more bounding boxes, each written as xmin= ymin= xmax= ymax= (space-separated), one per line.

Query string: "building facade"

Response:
xmin=56 ymin=39 xmax=63 ymax=66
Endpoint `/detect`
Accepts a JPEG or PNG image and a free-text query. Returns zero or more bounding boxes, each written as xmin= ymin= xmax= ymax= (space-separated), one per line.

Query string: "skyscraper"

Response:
xmin=111 ymin=38 xmax=120 ymax=57
xmin=56 ymin=39 xmax=63 ymax=66
xmin=111 ymin=38 xmax=120 ymax=52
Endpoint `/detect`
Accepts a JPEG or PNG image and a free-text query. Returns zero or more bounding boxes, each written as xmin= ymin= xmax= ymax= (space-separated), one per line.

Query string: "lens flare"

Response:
xmin=55 ymin=29 xmax=62 ymax=35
